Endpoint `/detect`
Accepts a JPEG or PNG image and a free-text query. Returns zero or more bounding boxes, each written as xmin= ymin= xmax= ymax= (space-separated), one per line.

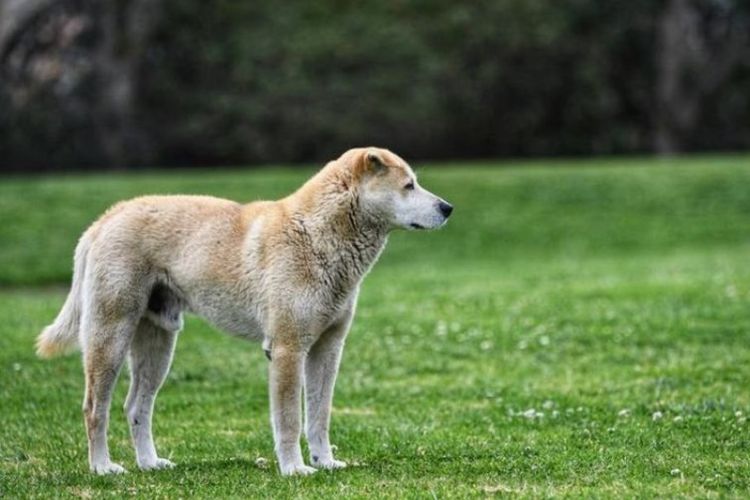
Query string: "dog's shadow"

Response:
xmin=177 ymin=457 xmax=358 ymax=477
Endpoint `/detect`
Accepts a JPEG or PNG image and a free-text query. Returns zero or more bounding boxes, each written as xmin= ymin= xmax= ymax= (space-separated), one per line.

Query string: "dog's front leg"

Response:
xmin=269 ymin=343 xmax=316 ymax=476
xmin=304 ymin=319 xmax=349 ymax=470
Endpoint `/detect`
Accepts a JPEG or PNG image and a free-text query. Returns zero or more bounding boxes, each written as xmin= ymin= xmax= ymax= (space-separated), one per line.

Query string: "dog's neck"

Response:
xmin=286 ymin=169 xmax=390 ymax=287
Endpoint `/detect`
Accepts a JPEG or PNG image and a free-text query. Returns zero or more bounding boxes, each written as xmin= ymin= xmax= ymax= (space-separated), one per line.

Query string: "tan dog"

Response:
xmin=36 ymin=147 xmax=452 ymax=476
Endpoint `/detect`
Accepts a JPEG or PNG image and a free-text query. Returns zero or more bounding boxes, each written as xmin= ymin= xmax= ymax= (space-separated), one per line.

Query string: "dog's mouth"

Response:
xmin=409 ymin=223 xmax=425 ymax=230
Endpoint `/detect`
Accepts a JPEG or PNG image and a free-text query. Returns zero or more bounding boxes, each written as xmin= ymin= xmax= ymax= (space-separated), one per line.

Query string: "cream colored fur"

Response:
xmin=36 ymin=147 xmax=452 ymax=476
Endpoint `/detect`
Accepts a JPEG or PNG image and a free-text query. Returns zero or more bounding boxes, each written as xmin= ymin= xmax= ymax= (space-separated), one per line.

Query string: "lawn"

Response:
xmin=1 ymin=155 xmax=750 ymax=497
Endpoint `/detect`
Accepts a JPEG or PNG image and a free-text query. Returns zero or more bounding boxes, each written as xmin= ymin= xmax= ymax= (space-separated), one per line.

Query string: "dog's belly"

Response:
xmin=187 ymin=290 xmax=265 ymax=341
xmin=207 ymin=311 xmax=265 ymax=341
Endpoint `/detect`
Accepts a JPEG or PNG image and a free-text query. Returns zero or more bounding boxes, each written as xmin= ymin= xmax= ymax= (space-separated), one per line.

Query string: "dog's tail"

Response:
xmin=36 ymin=232 xmax=92 ymax=359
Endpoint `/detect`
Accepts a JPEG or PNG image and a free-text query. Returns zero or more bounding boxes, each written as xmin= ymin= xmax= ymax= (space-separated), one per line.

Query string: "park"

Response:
xmin=1 ymin=0 xmax=750 ymax=497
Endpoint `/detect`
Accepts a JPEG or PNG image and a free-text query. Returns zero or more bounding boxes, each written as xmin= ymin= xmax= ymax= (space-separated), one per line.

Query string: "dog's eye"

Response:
xmin=404 ymin=181 xmax=415 ymax=191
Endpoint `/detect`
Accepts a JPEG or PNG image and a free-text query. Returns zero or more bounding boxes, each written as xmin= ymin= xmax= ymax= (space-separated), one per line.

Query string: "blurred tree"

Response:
xmin=0 ymin=0 xmax=161 ymax=169
xmin=655 ymin=0 xmax=750 ymax=154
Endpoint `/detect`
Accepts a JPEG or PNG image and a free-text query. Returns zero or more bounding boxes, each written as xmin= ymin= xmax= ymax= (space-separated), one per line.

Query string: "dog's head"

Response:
xmin=349 ymin=147 xmax=452 ymax=231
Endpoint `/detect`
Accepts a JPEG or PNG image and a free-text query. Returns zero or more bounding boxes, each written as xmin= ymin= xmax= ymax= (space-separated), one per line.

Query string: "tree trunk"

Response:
xmin=92 ymin=0 xmax=160 ymax=167
xmin=654 ymin=0 xmax=749 ymax=155
xmin=655 ymin=0 xmax=700 ymax=155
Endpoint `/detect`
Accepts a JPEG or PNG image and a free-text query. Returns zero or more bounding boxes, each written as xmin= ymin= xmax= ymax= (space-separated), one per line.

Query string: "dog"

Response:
xmin=36 ymin=147 xmax=452 ymax=475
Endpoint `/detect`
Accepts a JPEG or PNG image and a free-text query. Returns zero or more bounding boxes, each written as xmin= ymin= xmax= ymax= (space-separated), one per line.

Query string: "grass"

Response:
xmin=1 ymin=155 xmax=750 ymax=497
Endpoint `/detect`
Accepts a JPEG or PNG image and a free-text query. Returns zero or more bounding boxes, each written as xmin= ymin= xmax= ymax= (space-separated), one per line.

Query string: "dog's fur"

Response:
xmin=36 ymin=147 xmax=452 ymax=475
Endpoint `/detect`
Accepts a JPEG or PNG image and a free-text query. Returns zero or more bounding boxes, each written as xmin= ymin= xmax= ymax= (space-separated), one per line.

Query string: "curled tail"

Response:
xmin=36 ymin=232 xmax=91 ymax=358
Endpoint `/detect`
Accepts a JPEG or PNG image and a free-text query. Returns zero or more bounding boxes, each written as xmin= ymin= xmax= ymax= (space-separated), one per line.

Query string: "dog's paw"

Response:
xmin=280 ymin=463 xmax=317 ymax=476
xmin=312 ymin=457 xmax=347 ymax=470
xmin=92 ymin=461 xmax=127 ymax=475
xmin=139 ymin=457 xmax=176 ymax=471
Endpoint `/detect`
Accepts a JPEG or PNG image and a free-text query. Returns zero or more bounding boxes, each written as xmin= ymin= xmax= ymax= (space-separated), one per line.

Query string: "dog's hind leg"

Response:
xmin=124 ymin=318 xmax=178 ymax=470
xmin=82 ymin=316 xmax=136 ymax=475
xmin=80 ymin=253 xmax=153 ymax=475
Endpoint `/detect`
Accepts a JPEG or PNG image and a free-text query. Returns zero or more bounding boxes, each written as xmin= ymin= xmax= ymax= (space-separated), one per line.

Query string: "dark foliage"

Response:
xmin=0 ymin=0 xmax=748 ymax=171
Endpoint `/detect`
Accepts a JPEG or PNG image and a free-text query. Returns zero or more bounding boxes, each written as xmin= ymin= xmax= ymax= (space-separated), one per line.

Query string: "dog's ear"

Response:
xmin=349 ymin=147 xmax=388 ymax=181
xmin=363 ymin=149 xmax=387 ymax=175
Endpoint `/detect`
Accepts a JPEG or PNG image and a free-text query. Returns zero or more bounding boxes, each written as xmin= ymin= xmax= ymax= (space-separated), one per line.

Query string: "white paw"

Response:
xmin=139 ymin=457 xmax=176 ymax=471
xmin=280 ymin=463 xmax=317 ymax=476
xmin=92 ymin=462 xmax=127 ymax=475
xmin=312 ymin=458 xmax=347 ymax=470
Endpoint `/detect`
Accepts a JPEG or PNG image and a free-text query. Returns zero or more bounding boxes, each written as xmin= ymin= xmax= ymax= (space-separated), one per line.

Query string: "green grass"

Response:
xmin=2 ymin=155 xmax=750 ymax=497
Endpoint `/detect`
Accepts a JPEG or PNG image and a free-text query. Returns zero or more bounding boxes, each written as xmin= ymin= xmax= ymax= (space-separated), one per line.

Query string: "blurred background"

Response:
xmin=1 ymin=0 xmax=749 ymax=173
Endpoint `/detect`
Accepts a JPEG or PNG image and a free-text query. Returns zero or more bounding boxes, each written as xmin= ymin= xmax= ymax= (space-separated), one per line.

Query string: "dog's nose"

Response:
xmin=438 ymin=201 xmax=453 ymax=218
